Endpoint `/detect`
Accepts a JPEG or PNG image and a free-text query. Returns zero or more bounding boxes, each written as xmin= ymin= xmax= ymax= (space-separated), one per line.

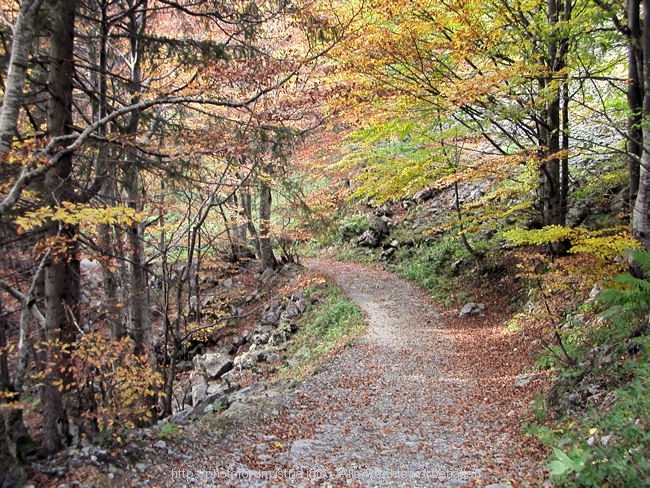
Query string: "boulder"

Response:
xmin=192 ymin=350 xmax=234 ymax=380
xmin=234 ymin=347 xmax=268 ymax=370
xmin=268 ymin=330 xmax=288 ymax=346
xmin=357 ymin=229 xmax=381 ymax=248
xmin=192 ymin=393 xmax=230 ymax=416
xmin=261 ymin=309 xmax=281 ymax=325
xmin=281 ymin=300 xmax=300 ymax=320
xmin=295 ymin=298 xmax=309 ymax=314
xmin=412 ymin=187 xmax=434 ymax=203
xmin=514 ymin=373 xmax=538 ymax=389
xmin=369 ymin=215 xmax=390 ymax=235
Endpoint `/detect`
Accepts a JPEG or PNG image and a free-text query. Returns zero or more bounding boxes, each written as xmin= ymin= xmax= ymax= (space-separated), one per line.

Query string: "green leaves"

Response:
xmin=548 ymin=447 xmax=588 ymax=476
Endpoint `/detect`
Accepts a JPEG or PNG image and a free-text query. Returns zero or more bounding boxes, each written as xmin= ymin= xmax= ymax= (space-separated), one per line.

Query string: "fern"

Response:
xmin=630 ymin=247 xmax=650 ymax=273
xmin=598 ymin=249 xmax=650 ymax=320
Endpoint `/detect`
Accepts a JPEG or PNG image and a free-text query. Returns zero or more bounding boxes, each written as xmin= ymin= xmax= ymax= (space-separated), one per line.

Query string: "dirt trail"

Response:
xmin=113 ymin=260 xmax=541 ymax=487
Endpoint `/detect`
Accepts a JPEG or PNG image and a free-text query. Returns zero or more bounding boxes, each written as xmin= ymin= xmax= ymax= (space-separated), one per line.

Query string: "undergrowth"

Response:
xmin=530 ymin=249 xmax=650 ymax=486
xmin=389 ymin=235 xmax=467 ymax=304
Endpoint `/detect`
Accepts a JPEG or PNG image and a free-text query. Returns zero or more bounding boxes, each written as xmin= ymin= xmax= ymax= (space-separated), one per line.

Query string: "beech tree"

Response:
xmin=335 ymin=0 xmax=627 ymax=252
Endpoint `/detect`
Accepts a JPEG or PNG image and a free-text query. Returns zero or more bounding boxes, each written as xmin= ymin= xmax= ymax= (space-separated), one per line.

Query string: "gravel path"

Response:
xmin=116 ymin=260 xmax=538 ymax=487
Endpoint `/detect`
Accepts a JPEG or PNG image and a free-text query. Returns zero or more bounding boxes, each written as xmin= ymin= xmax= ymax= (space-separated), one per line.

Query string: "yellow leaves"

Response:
xmin=65 ymin=333 xmax=165 ymax=435
xmin=15 ymin=202 xmax=146 ymax=233
xmin=569 ymin=229 xmax=640 ymax=259
xmin=504 ymin=225 xmax=640 ymax=260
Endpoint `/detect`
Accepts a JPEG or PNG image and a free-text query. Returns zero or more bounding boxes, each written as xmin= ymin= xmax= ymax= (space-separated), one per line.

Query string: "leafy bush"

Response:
xmin=71 ymin=333 xmax=164 ymax=439
xmin=338 ymin=214 xmax=369 ymax=241
xmin=392 ymin=236 xmax=467 ymax=302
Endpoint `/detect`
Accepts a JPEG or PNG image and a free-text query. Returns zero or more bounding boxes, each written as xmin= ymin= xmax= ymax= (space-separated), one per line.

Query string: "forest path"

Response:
xmin=120 ymin=259 xmax=544 ymax=487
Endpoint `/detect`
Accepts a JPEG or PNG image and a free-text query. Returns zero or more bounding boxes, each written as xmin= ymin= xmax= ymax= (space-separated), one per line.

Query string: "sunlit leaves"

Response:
xmin=504 ymin=225 xmax=640 ymax=259
xmin=15 ymin=202 xmax=145 ymax=233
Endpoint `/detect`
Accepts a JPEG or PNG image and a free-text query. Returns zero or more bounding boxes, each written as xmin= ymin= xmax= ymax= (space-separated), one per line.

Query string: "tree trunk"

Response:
xmin=540 ymin=0 xmax=567 ymax=229
xmin=632 ymin=0 xmax=650 ymax=249
xmin=242 ymin=184 xmax=262 ymax=258
xmin=101 ymin=186 xmax=127 ymax=340
xmin=0 ymin=302 xmax=29 ymax=487
xmin=536 ymin=0 xmax=571 ymax=253
xmin=40 ymin=0 xmax=78 ymax=453
xmin=0 ymin=0 xmax=44 ymax=156
xmin=259 ymin=180 xmax=278 ymax=270
xmin=628 ymin=0 xmax=643 ymax=209
xmin=124 ymin=164 xmax=152 ymax=350
xmin=123 ymin=0 xmax=152 ymax=352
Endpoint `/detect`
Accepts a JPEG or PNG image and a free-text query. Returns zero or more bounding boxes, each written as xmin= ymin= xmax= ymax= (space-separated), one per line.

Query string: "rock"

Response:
xmin=192 ymin=350 xmax=234 ymax=380
xmin=379 ymin=239 xmax=399 ymax=261
xmin=171 ymin=407 xmax=193 ymax=424
xmin=627 ymin=339 xmax=642 ymax=355
xmin=369 ymin=215 xmax=391 ymax=234
xmin=587 ymin=285 xmax=602 ymax=302
xmin=379 ymin=247 xmax=396 ymax=262
xmin=268 ymin=330 xmax=288 ymax=346
xmin=469 ymin=189 xmax=484 ymax=202
xmin=207 ymin=381 xmax=230 ymax=396
xmin=193 ymin=393 xmax=230 ymax=415
xmin=262 ymin=308 xmax=281 ymax=325
xmin=413 ymin=187 xmax=434 ymax=203
xmin=80 ymin=259 xmax=102 ymax=293
xmin=251 ymin=331 xmax=270 ymax=345
xmin=601 ymin=434 xmax=615 ymax=446
xmin=259 ymin=267 xmax=276 ymax=283
xmin=190 ymin=372 xmax=208 ymax=406
xmin=281 ymin=301 xmax=300 ymax=320
xmin=459 ymin=302 xmax=485 ymax=317
xmin=295 ymin=299 xmax=309 ymax=314
xmin=514 ymin=373 xmax=538 ymax=388
xmin=153 ymin=440 xmax=166 ymax=449
xmin=234 ymin=348 xmax=268 ymax=370
xmin=591 ymin=344 xmax=617 ymax=368
xmin=175 ymin=360 xmax=193 ymax=373
xmin=357 ymin=229 xmax=381 ymax=248
xmin=231 ymin=335 xmax=246 ymax=348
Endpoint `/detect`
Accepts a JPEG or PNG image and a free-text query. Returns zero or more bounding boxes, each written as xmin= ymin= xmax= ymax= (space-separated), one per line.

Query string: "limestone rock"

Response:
xmin=514 ymin=373 xmax=538 ymax=389
xmin=190 ymin=372 xmax=208 ymax=406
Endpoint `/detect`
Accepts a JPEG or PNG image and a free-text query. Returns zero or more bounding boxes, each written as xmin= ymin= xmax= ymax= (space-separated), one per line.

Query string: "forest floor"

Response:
xmin=28 ymin=259 xmax=551 ymax=487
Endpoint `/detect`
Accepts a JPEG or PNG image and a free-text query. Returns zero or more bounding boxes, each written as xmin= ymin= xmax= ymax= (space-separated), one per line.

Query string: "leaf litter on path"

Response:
xmin=40 ymin=259 xmax=547 ymax=487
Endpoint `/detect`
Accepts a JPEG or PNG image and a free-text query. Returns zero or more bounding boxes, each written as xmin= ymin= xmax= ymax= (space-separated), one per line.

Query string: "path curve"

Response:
xmin=125 ymin=260 xmax=536 ymax=487
xmin=279 ymin=259 xmax=514 ymax=487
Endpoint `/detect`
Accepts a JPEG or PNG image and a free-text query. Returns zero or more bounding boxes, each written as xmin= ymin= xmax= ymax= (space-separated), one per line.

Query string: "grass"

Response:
xmin=275 ymin=283 xmax=365 ymax=381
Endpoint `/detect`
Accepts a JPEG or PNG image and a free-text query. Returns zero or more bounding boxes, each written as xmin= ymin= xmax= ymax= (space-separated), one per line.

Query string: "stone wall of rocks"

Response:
xmin=172 ymin=291 xmax=313 ymax=421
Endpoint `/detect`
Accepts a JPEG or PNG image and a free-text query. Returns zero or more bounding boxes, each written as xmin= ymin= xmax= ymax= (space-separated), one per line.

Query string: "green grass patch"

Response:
xmin=276 ymin=283 xmax=365 ymax=381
